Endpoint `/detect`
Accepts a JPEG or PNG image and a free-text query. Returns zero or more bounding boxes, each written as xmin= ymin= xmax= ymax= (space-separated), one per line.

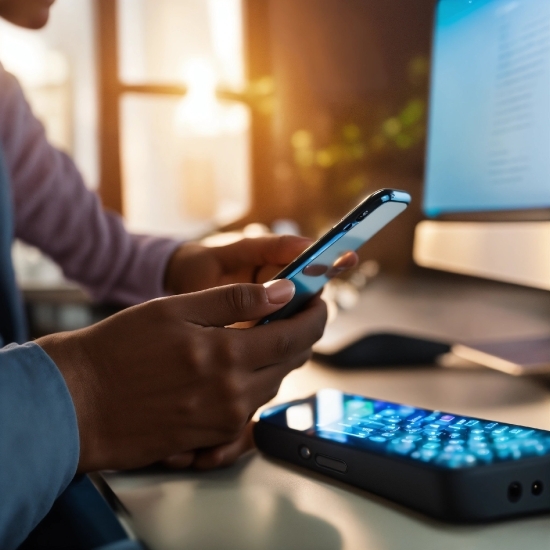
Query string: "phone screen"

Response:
xmin=260 ymin=389 xmax=550 ymax=469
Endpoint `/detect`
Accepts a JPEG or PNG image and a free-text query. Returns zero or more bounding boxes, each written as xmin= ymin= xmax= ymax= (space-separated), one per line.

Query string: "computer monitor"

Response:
xmin=414 ymin=0 xmax=550 ymax=291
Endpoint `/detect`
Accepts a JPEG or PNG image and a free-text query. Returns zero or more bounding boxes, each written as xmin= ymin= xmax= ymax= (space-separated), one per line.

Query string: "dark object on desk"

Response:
xmin=453 ymin=336 xmax=550 ymax=377
xmin=256 ymin=391 xmax=550 ymax=522
xmin=314 ymin=332 xmax=450 ymax=368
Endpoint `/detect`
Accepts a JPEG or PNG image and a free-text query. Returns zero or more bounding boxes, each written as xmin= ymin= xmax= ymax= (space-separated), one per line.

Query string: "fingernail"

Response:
xmin=264 ymin=279 xmax=295 ymax=304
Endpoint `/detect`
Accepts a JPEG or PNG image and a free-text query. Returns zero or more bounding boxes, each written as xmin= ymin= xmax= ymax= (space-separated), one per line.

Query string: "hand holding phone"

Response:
xmin=260 ymin=189 xmax=411 ymax=324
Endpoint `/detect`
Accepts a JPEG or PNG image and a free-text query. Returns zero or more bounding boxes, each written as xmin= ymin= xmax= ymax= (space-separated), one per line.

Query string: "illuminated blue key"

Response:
xmin=412 ymin=449 xmax=438 ymax=462
xmin=404 ymin=427 xmax=423 ymax=434
xmin=361 ymin=420 xmax=385 ymax=429
xmin=492 ymin=426 xmax=509 ymax=435
xmin=473 ymin=448 xmax=493 ymax=462
xmin=401 ymin=435 xmax=422 ymax=443
xmin=391 ymin=444 xmax=415 ymax=455
xmin=436 ymin=453 xmax=477 ymax=468
xmin=444 ymin=445 xmax=465 ymax=453
xmin=447 ymin=424 xmax=465 ymax=431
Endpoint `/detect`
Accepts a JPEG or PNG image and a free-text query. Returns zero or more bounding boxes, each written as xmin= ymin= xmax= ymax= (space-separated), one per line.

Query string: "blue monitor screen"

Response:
xmin=423 ymin=0 xmax=550 ymax=217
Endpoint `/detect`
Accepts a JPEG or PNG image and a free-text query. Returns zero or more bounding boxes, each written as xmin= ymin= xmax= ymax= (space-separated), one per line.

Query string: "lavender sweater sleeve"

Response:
xmin=0 ymin=65 xmax=180 ymax=305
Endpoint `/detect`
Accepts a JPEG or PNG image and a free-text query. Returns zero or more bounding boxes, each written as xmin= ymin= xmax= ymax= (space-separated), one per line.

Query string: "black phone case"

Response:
xmin=254 ymin=420 xmax=550 ymax=523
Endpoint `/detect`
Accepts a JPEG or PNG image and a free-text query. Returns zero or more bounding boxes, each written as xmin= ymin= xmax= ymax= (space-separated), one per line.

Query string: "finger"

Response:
xmin=163 ymin=451 xmax=196 ymax=469
xmin=213 ymin=235 xmax=313 ymax=272
xmin=192 ymin=422 xmax=256 ymax=470
xmin=227 ymin=297 xmax=327 ymax=370
xmin=248 ymin=350 xmax=312 ymax=410
xmin=326 ymin=250 xmax=359 ymax=278
xmin=178 ymin=279 xmax=295 ymax=327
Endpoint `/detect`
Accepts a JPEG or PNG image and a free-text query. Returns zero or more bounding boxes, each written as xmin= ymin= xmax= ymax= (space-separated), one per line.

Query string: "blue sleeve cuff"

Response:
xmin=0 ymin=341 xmax=79 ymax=549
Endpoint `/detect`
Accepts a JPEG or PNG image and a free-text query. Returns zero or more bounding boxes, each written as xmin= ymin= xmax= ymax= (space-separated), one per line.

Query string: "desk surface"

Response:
xmin=103 ymin=276 xmax=550 ymax=550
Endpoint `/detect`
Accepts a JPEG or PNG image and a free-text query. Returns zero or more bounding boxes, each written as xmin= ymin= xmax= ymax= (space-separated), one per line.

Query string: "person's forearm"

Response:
xmin=0 ymin=342 xmax=79 ymax=549
xmin=0 ymin=65 xmax=181 ymax=305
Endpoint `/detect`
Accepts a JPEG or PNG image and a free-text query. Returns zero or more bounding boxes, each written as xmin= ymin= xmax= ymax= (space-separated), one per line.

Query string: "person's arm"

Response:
xmin=0 ymin=65 xmax=179 ymax=305
xmin=0 ymin=342 xmax=79 ymax=550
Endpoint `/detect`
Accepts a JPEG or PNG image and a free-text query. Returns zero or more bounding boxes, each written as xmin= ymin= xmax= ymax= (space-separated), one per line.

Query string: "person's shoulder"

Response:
xmin=0 ymin=60 xmax=23 ymax=98
xmin=0 ymin=61 xmax=29 ymax=117
xmin=0 ymin=60 xmax=16 ymax=84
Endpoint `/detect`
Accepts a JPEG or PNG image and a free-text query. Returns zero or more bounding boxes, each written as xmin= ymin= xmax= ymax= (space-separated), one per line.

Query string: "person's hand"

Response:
xmin=37 ymin=280 xmax=327 ymax=473
xmin=164 ymin=421 xmax=256 ymax=470
xmin=164 ymin=235 xmax=315 ymax=295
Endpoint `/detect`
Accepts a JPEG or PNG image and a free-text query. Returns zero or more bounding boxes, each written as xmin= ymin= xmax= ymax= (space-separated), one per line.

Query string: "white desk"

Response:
xmin=103 ymin=276 xmax=550 ymax=549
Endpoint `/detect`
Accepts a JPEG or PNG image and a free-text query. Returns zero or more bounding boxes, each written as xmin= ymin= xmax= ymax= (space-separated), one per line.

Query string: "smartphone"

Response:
xmin=254 ymin=390 xmax=550 ymax=522
xmin=259 ymin=188 xmax=411 ymax=324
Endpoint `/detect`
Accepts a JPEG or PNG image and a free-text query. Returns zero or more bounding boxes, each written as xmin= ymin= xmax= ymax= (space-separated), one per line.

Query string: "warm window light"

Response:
xmin=175 ymin=58 xmax=248 ymax=137
xmin=0 ymin=24 xmax=68 ymax=88
xmin=176 ymin=59 xmax=221 ymax=136
xmin=118 ymin=0 xmax=250 ymax=237
xmin=207 ymin=0 xmax=245 ymax=87
xmin=174 ymin=58 xmax=249 ymax=224
xmin=0 ymin=21 xmax=71 ymax=153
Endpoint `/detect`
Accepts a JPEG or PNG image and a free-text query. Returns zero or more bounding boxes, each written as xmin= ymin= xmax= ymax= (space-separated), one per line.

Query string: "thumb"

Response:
xmin=179 ymin=279 xmax=295 ymax=327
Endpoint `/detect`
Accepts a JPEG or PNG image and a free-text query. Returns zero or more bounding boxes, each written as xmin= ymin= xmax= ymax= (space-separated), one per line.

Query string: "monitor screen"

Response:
xmin=423 ymin=0 xmax=550 ymax=218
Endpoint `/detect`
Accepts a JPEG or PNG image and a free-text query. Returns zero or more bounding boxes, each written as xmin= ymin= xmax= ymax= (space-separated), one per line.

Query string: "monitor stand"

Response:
xmin=452 ymin=336 xmax=550 ymax=377
xmin=414 ymin=220 xmax=550 ymax=291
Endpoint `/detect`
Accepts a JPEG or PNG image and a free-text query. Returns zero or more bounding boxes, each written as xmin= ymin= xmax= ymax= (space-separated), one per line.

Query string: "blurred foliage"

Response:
xmin=218 ymin=76 xmax=276 ymax=115
xmin=290 ymin=55 xmax=430 ymax=210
